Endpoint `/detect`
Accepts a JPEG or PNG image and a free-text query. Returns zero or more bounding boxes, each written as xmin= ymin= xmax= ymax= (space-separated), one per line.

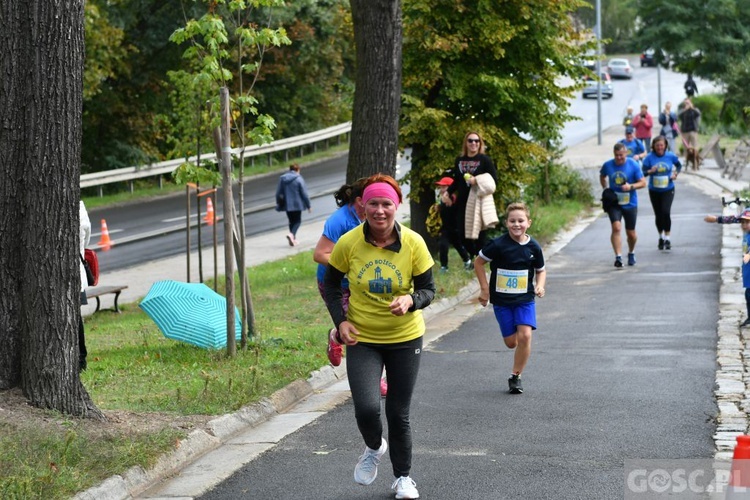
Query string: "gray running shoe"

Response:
xmin=354 ymin=438 xmax=387 ymax=485
xmin=508 ymin=374 xmax=523 ymax=394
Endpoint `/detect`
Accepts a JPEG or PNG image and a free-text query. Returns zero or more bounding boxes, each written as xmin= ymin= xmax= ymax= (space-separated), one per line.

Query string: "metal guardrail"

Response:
xmin=80 ymin=122 xmax=352 ymax=192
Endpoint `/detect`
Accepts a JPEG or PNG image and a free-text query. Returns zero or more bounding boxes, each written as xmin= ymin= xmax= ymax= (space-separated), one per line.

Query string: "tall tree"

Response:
xmin=636 ymin=0 xmax=750 ymax=78
xmin=347 ymin=0 xmax=403 ymax=181
xmin=0 ymin=1 xmax=104 ymax=418
xmin=169 ymin=0 xmax=291 ymax=353
xmin=401 ymin=0 xmax=590 ymax=236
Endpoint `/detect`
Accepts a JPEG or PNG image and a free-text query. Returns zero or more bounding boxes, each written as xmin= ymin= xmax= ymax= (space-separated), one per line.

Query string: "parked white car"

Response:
xmin=606 ymin=58 xmax=633 ymax=79
xmin=582 ymin=72 xmax=613 ymax=99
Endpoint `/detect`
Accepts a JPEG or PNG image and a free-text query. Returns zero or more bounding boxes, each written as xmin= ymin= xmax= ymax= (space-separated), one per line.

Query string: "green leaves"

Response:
xmin=401 ymin=0 xmax=588 ymax=204
xmin=168 ymin=0 xmax=291 ymax=154
xmin=172 ymin=161 xmax=223 ymax=186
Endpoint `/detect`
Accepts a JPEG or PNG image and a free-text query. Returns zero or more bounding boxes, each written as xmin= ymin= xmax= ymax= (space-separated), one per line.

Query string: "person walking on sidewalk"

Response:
xmin=659 ymin=102 xmax=679 ymax=153
xmin=434 ymin=177 xmax=472 ymax=272
xmin=632 ymin=103 xmax=654 ymax=151
xmin=704 ymin=209 xmax=750 ymax=327
xmin=474 ymin=202 xmax=546 ymax=395
xmin=684 ymin=74 xmax=699 ymax=98
xmin=600 ymin=142 xmax=647 ymax=268
xmin=323 ymin=174 xmax=435 ymax=500
xmin=642 ymin=136 xmax=682 ymax=251
xmin=678 ymin=98 xmax=702 ymax=151
xmin=275 ymin=163 xmax=311 ymax=246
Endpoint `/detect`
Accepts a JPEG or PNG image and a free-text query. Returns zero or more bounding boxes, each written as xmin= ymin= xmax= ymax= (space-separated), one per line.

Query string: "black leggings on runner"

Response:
xmin=346 ymin=336 xmax=422 ymax=478
xmin=649 ymin=189 xmax=675 ymax=233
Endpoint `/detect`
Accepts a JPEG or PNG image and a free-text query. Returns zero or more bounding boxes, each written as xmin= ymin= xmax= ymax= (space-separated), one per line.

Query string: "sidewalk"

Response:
xmin=75 ymin=127 xmax=750 ymax=499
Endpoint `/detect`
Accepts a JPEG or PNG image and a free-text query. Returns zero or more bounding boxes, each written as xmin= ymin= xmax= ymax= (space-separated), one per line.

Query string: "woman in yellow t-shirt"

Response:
xmin=323 ymin=174 xmax=435 ymax=500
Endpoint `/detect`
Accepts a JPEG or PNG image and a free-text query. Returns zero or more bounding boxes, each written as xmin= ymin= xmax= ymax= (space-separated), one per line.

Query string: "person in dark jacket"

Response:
xmin=444 ymin=131 xmax=498 ymax=257
xmin=275 ymin=163 xmax=311 ymax=246
xmin=434 ymin=177 xmax=472 ymax=272
xmin=678 ymin=99 xmax=702 ymax=151
xmin=684 ymin=74 xmax=698 ymax=98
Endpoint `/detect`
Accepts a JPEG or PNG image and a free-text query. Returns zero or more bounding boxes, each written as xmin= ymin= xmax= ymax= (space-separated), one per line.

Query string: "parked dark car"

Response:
xmin=640 ymin=49 xmax=656 ymax=67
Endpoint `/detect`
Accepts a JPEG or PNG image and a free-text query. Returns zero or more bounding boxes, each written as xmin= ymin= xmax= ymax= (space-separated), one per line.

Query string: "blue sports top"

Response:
xmin=599 ymin=157 xmax=644 ymax=210
xmin=316 ymin=204 xmax=362 ymax=284
xmin=642 ymin=151 xmax=682 ymax=192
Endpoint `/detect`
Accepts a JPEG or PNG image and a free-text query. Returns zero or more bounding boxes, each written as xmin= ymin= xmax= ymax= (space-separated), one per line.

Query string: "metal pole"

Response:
xmin=596 ymin=0 xmax=602 ymax=145
xmin=657 ymin=65 xmax=662 ymax=117
xmin=197 ymin=101 xmax=203 ymax=283
xmin=186 ymin=185 xmax=191 ymax=282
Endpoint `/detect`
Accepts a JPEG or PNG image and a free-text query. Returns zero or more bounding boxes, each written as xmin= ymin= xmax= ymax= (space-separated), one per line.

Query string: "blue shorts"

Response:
xmin=493 ymin=302 xmax=537 ymax=338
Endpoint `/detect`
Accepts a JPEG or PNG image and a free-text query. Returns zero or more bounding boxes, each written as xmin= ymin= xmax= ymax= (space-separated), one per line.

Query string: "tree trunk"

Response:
xmin=0 ymin=1 xmax=103 ymax=418
xmin=409 ymin=144 xmax=439 ymax=252
xmin=347 ymin=0 xmax=402 ymax=182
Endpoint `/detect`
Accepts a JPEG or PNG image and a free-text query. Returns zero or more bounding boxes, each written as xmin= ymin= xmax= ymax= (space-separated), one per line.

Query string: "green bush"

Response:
xmin=692 ymin=93 xmax=748 ymax=137
xmin=523 ymin=160 xmax=593 ymax=206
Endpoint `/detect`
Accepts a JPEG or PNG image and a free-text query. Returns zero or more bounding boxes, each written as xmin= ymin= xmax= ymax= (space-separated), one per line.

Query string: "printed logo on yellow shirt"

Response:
xmin=369 ymin=266 xmax=393 ymax=293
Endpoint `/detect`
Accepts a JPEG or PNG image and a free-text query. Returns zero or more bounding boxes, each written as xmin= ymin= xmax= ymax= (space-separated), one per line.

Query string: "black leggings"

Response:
xmin=346 ymin=336 xmax=422 ymax=478
xmin=648 ymin=189 xmax=675 ymax=233
xmin=439 ymin=229 xmax=470 ymax=267
xmin=745 ymin=288 xmax=750 ymax=318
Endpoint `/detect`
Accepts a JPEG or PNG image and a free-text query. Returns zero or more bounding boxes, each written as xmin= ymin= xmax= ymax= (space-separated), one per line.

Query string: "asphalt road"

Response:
xmin=195 ymin=176 xmax=719 ymax=499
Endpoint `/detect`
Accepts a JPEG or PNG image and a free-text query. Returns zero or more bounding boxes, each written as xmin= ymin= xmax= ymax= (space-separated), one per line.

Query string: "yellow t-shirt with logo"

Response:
xmin=328 ymin=224 xmax=434 ymax=344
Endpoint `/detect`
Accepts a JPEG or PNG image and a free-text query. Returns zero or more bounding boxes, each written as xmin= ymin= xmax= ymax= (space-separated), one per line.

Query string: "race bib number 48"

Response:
xmin=495 ymin=269 xmax=528 ymax=294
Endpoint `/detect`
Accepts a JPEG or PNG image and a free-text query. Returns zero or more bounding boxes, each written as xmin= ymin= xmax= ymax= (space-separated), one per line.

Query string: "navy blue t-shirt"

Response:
xmin=479 ymin=233 xmax=545 ymax=306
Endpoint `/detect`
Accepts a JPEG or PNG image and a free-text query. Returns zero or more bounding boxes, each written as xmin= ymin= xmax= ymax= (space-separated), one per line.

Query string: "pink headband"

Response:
xmin=362 ymin=182 xmax=400 ymax=208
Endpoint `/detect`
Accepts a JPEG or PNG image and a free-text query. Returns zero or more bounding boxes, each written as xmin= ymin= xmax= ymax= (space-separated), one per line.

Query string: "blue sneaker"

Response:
xmin=627 ymin=253 xmax=636 ymax=266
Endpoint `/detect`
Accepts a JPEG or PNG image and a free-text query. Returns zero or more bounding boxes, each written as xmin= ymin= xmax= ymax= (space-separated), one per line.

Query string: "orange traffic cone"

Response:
xmin=203 ymin=197 xmax=216 ymax=225
xmin=97 ymin=219 xmax=112 ymax=251
xmin=727 ymin=435 xmax=750 ymax=498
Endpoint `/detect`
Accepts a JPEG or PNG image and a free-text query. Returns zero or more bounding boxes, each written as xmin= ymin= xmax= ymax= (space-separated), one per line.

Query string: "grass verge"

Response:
xmin=0 ymin=199 xmax=590 ymax=499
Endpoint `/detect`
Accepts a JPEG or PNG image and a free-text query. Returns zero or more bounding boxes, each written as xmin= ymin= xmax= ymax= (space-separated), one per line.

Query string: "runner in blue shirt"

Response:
xmin=600 ymin=142 xmax=647 ymax=268
xmin=620 ymin=126 xmax=647 ymax=163
xmin=642 ymin=135 xmax=682 ymax=250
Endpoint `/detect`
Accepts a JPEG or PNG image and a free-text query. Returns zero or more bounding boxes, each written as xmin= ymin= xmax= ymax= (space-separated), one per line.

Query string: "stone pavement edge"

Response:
xmin=74 ymin=126 xmax=750 ymax=499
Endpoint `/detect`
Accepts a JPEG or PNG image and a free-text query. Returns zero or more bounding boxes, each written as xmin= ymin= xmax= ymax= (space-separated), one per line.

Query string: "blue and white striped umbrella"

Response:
xmin=139 ymin=280 xmax=241 ymax=349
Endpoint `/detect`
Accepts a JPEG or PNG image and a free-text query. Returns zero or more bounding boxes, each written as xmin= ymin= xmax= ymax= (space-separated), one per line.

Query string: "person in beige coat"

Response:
xmin=444 ymin=131 xmax=498 ymax=257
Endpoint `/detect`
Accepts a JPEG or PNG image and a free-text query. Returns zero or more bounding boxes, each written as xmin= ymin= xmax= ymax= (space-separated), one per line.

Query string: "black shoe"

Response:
xmin=664 ymin=240 xmax=671 ymax=250
xmin=741 ymin=318 xmax=750 ymax=328
xmin=614 ymin=256 xmax=623 ymax=268
xmin=464 ymin=260 xmax=474 ymax=271
xmin=658 ymin=238 xmax=664 ymax=250
xmin=508 ymin=374 xmax=523 ymax=394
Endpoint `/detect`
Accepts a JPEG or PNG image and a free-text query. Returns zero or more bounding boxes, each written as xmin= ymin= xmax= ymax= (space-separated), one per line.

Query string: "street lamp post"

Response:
xmin=596 ymin=0 xmax=602 ymax=145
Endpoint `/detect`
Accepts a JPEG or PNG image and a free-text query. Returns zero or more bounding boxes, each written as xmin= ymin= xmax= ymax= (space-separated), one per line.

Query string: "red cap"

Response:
xmin=741 ymin=209 xmax=750 ymax=220
xmin=435 ymin=177 xmax=454 ymax=186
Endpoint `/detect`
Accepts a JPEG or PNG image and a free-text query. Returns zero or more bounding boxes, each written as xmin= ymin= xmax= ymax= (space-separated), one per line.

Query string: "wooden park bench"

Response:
xmin=86 ymin=285 xmax=128 ymax=313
